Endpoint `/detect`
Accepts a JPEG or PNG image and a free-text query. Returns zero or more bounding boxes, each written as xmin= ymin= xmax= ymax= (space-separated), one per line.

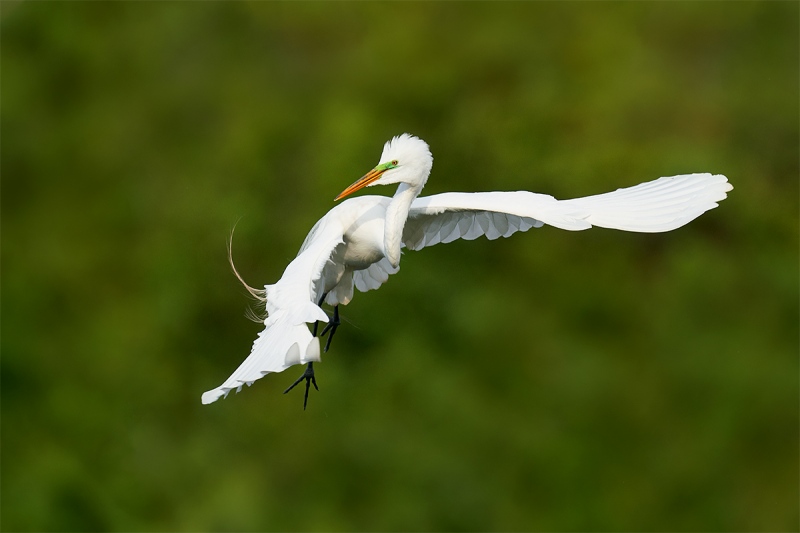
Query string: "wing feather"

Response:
xmin=203 ymin=217 xmax=345 ymax=404
xmin=558 ymin=173 xmax=731 ymax=232
xmin=403 ymin=173 xmax=731 ymax=251
xmin=439 ymin=213 xmax=460 ymax=243
xmin=353 ymin=257 xmax=399 ymax=293
xmin=457 ymin=215 xmax=475 ymax=241
xmin=491 ymin=211 xmax=510 ymax=238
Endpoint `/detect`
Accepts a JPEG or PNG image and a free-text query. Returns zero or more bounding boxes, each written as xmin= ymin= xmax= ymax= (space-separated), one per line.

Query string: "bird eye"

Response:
xmin=391 ymin=160 xmax=398 ymax=166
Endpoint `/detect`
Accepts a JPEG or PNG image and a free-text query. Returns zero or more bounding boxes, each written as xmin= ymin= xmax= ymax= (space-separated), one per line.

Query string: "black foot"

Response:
xmin=283 ymin=362 xmax=319 ymax=410
xmin=320 ymin=305 xmax=340 ymax=352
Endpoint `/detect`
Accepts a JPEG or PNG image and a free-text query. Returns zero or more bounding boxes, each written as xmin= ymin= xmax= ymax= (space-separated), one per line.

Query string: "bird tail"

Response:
xmin=201 ymin=311 xmax=322 ymax=404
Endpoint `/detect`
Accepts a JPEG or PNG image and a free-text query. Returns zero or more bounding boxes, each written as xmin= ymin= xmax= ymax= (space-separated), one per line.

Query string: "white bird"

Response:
xmin=202 ymin=133 xmax=732 ymax=406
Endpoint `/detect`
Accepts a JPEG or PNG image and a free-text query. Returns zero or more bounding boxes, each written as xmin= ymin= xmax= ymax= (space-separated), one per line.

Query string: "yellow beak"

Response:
xmin=334 ymin=166 xmax=389 ymax=201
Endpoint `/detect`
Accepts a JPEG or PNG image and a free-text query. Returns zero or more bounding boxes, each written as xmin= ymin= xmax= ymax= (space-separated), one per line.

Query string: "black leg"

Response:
xmin=283 ymin=362 xmax=319 ymax=410
xmin=285 ymin=294 xmax=341 ymax=409
xmin=312 ymin=293 xmax=327 ymax=337
xmin=286 ymin=293 xmax=327 ymax=410
xmin=320 ymin=305 xmax=340 ymax=352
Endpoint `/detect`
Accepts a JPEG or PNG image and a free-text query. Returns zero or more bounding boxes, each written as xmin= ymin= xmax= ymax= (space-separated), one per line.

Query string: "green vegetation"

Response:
xmin=2 ymin=2 xmax=797 ymax=530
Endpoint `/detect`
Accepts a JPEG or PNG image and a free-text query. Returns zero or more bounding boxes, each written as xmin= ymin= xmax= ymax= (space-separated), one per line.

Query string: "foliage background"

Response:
xmin=2 ymin=2 xmax=798 ymax=531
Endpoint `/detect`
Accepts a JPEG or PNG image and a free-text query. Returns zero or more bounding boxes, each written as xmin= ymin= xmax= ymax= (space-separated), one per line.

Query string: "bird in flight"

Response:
xmin=202 ymin=133 xmax=732 ymax=407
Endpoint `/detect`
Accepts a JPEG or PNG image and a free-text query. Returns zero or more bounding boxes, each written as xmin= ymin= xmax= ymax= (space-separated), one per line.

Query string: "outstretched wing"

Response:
xmin=404 ymin=194 xmax=548 ymax=251
xmin=403 ymin=173 xmax=731 ymax=251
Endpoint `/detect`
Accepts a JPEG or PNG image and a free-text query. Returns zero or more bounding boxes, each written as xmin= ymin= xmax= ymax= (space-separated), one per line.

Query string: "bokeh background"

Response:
xmin=2 ymin=2 xmax=798 ymax=531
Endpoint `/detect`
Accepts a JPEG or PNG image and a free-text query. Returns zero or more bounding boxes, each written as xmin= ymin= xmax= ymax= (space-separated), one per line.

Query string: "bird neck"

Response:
xmin=384 ymin=182 xmax=421 ymax=268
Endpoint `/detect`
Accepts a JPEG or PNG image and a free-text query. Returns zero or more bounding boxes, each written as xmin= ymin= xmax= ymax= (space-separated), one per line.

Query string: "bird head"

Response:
xmin=335 ymin=134 xmax=433 ymax=201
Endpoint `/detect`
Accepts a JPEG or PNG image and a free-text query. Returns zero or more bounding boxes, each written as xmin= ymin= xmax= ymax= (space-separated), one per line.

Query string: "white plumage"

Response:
xmin=202 ymin=133 xmax=732 ymax=405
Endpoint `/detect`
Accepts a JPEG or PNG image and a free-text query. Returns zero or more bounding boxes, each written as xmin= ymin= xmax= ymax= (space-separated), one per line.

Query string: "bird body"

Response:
xmin=202 ymin=134 xmax=732 ymax=405
xmin=319 ymin=196 xmax=395 ymax=271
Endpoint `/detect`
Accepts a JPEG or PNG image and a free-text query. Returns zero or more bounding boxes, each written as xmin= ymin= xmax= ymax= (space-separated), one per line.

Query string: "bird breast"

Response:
xmin=340 ymin=202 xmax=388 ymax=270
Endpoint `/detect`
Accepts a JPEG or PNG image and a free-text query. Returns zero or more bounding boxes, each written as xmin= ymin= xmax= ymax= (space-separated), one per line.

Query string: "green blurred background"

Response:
xmin=2 ymin=2 xmax=798 ymax=531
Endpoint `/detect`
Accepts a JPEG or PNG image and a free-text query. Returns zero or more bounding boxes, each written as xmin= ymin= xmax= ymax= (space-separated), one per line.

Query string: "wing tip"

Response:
xmin=693 ymin=173 xmax=733 ymax=204
xmin=201 ymin=388 xmax=227 ymax=405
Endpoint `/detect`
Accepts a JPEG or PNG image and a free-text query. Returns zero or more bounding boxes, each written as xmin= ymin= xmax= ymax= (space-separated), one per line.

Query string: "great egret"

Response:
xmin=202 ymin=133 xmax=732 ymax=407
